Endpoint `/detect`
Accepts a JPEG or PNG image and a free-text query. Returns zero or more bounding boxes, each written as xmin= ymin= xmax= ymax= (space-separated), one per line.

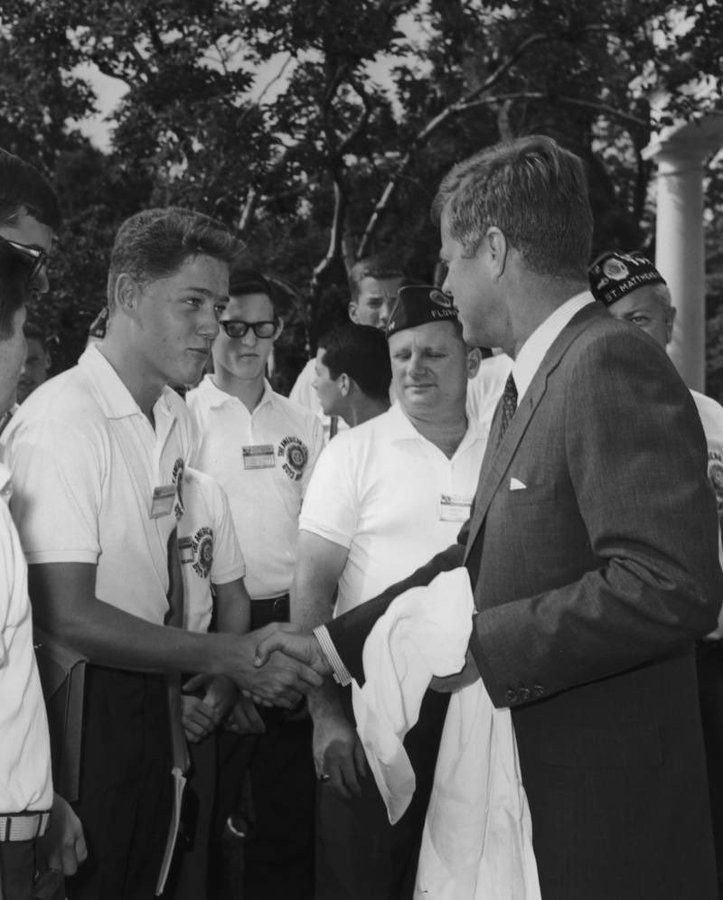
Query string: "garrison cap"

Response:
xmin=588 ymin=251 xmax=666 ymax=307
xmin=386 ymin=285 xmax=458 ymax=339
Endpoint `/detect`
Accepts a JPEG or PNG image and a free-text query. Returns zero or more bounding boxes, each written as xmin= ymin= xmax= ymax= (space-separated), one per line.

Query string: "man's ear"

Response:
xmin=466 ymin=347 xmax=482 ymax=380
xmin=666 ymin=305 xmax=677 ymax=345
xmin=272 ymin=318 xmax=285 ymax=341
xmin=348 ymin=303 xmax=360 ymax=324
xmin=485 ymin=227 xmax=508 ymax=279
xmin=114 ymin=273 xmax=139 ymax=314
xmin=338 ymin=373 xmax=351 ymax=397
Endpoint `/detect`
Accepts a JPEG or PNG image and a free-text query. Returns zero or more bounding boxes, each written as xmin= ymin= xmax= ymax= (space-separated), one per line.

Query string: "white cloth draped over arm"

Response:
xmin=351 ymin=567 xmax=540 ymax=900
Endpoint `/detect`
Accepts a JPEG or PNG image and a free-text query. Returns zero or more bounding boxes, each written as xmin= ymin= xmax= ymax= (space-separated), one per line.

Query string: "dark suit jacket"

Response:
xmin=326 ymin=303 xmax=723 ymax=899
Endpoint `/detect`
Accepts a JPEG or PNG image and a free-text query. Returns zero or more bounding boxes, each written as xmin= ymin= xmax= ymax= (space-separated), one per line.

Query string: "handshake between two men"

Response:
xmin=235 ymin=622 xmax=476 ymax=710
xmin=230 ymin=624 xmax=333 ymax=708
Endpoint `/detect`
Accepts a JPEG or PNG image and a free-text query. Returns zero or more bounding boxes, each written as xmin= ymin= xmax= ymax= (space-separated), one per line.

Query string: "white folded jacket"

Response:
xmin=351 ymin=567 xmax=540 ymax=900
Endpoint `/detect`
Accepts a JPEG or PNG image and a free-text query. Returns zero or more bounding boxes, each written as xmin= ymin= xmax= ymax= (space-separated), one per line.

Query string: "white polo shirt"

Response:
xmin=2 ymin=345 xmax=195 ymax=624
xmin=0 ymin=458 xmax=53 ymax=814
xmin=187 ymin=376 xmax=324 ymax=600
xmin=179 ymin=467 xmax=246 ymax=633
xmin=299 ymin=403 xmax=487 ymax=617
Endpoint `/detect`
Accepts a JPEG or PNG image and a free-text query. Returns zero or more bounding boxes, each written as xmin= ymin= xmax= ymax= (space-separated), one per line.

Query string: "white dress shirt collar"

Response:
xmin=512 ymin=291 xmax=594 ymax=402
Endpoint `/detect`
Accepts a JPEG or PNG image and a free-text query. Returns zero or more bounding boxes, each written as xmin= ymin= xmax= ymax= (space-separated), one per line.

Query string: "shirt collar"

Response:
xmin=0 ymin=458 xmax=10 ymax=502
xmin=199 ymin=374 xmax=276 ymax=412
xmin=78 ymin=344 xmax=178 ymax=421
xmin=388 ymin=398 xmax=485 ymax=453
xmin=512 ymin=291 xmax=594 ymax=402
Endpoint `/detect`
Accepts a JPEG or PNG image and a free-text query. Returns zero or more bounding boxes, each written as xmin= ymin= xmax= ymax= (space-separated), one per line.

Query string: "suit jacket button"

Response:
xmin=505 ymin=688 xmax=518 ymax=703
xmin=518 ymin=687 xmax=530 ymax=702
xmin=533 ymin=684 xmax=545 ymax=697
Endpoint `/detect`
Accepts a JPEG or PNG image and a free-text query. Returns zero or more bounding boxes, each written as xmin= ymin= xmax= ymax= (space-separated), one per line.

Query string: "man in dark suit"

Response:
xmin=255 ymin=135 xmax=723 ymax=898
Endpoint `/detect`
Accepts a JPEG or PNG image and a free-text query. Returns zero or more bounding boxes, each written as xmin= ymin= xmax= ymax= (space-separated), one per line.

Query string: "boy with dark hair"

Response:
xmin=313 ymin=324 xmax=391 ymax=427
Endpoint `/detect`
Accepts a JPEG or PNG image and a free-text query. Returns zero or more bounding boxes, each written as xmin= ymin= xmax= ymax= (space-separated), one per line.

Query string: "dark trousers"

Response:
xmin=208 ymin=717 xmax=316 ymax=900
xmin=244 ymin=714 xmax=316 ymax=900
xmin=66 ymin=666 xmax=172 ymax=900
xmin=208 ymin=732 xmax=257 ymax=900
xmin=698 ymin=640 xmax=723 ymax=897
xmin=315 ymin=689 xmax=449 ymax=900
xmin=0 ymin=839 xmax=35 ymax=900
xmin=166 ymin=734 xmax=217 ymax=900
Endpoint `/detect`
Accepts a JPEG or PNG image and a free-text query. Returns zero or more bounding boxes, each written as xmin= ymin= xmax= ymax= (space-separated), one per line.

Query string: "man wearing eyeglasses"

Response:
xmin=187 ymin=267 xmax=323 ymax=898
xmin=0 ymin=149 xmax=56 ymax=298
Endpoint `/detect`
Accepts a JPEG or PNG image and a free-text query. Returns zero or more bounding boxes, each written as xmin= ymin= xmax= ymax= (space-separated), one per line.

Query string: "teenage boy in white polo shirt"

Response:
xmin=294 ymin=286 xmax=487 ymax=899
xmin=3 ymin=211 xmax=321 ymax=900
xmin=187 ymin=267 xmax=323 ymax=898
xmin=170 ymin=465 xmax=260 ymax=900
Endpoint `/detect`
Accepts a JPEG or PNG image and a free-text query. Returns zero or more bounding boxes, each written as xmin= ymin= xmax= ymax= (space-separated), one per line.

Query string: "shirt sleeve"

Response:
xmin=299 ymin=437 xmax=359 ymax=549
xmin=5 ymin=418 xmax=103 ymax=564
xmin=301 ymin=415 xmax=326 ymax=497
xmin=208 ymin=478 xmax=246 ymax=585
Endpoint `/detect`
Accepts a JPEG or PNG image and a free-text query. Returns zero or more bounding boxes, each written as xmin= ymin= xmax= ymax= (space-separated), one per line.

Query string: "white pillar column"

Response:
xmin=653 ymin=148 xmax=706 ymax=391
xmin=643 ymin=113 xmax=723 ymax=392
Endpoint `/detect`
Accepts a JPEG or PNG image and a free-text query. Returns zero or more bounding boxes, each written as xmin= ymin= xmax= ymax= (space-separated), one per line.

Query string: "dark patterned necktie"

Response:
xmin=497 ymin=373 xmax=518 ymax=445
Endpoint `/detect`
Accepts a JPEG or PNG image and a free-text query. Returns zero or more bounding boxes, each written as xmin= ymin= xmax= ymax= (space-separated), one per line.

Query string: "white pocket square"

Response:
xmin=509 ymin=477 xmax=527 ymax=491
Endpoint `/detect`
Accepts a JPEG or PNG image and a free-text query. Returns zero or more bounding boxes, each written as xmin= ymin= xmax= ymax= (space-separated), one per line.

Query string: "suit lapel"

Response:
xmin=464 ymin=303 xmax=605 ymax=563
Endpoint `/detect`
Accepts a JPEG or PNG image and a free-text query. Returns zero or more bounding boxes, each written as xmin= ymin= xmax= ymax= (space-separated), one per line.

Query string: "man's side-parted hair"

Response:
xmin=0 ymin=148 xmax=61 ymax=230
xmin=229 ymin=267 xmax=275 ymax=307
xmin=107 ymin=207 xmax=242 ymax=304
xmin=432 ymin=135 xmax=593 ymax=280
xmin=0 ymin=241 xmax=33 ymax=339
xmin=348 ymin=255 xmax=407 ymax=303
xmin=319 ymin=324 xmax=391 ymax=402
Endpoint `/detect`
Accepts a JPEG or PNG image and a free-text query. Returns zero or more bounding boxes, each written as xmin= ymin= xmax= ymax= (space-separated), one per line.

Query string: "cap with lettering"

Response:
xmin=386 ymin=285 xmax=458 ymax=339
xmin=588 ymin=251 xmax=665 ymax=307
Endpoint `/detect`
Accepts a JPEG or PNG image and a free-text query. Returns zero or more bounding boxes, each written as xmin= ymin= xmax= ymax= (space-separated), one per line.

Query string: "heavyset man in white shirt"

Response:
xmin=188 ymin=268 xmax=323 ymax=899
xmin=294 ymin=286 xmax=487 ymax=899
xmin=2 ymin=211 xmax=321 ymax=899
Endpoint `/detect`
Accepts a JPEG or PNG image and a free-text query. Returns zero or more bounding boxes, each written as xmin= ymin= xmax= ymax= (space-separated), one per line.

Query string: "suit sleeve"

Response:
xmin=470 ymin=329 xmax=723 ymax=705
xmin=324 ymin=523 xmax=470 ymax=684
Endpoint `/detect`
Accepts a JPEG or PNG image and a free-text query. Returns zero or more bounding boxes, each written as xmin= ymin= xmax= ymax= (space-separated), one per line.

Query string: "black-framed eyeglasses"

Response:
xmin=0 ymin=234 xmax=47 ymax=286
xmin=219 ymin=320 xmax=278 ymax=339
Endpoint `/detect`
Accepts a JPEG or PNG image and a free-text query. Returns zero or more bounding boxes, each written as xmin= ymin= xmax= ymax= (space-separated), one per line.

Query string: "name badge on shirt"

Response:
xmin=150 ymin=484 xmax=176 ymax=519
xmin=243 ymin=444 xmax=276 ymax=470
xmin=440 ymin=494 xmax=472 ymax=522
xmin=178 ymin=536 xmax=194 ymax=564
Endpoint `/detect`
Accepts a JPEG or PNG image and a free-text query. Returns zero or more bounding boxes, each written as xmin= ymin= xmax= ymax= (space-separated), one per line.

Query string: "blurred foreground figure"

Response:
xmin=0 ymin=148 xmax=86 ymax=900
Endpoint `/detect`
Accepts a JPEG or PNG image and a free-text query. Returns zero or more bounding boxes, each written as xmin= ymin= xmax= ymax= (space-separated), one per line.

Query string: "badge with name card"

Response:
xmin=243 ymin=444 xmax=276 ymax=470
xmin=440 ymin=494 xmax=472 ymax=522
xmin=178 ymin=536 xmax=194 ymax=564
xmin=150 ymin=484 xmax=176 ymax=519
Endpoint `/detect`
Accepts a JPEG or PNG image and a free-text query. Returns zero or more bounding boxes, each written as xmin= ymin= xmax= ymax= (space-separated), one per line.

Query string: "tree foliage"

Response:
xmin=0 ymin=0 xmax=721 ymax=387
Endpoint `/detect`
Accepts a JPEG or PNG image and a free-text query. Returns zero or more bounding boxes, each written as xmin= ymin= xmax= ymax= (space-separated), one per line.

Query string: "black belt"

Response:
xmin=250 ymin=594 xmax=290 ymax=630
